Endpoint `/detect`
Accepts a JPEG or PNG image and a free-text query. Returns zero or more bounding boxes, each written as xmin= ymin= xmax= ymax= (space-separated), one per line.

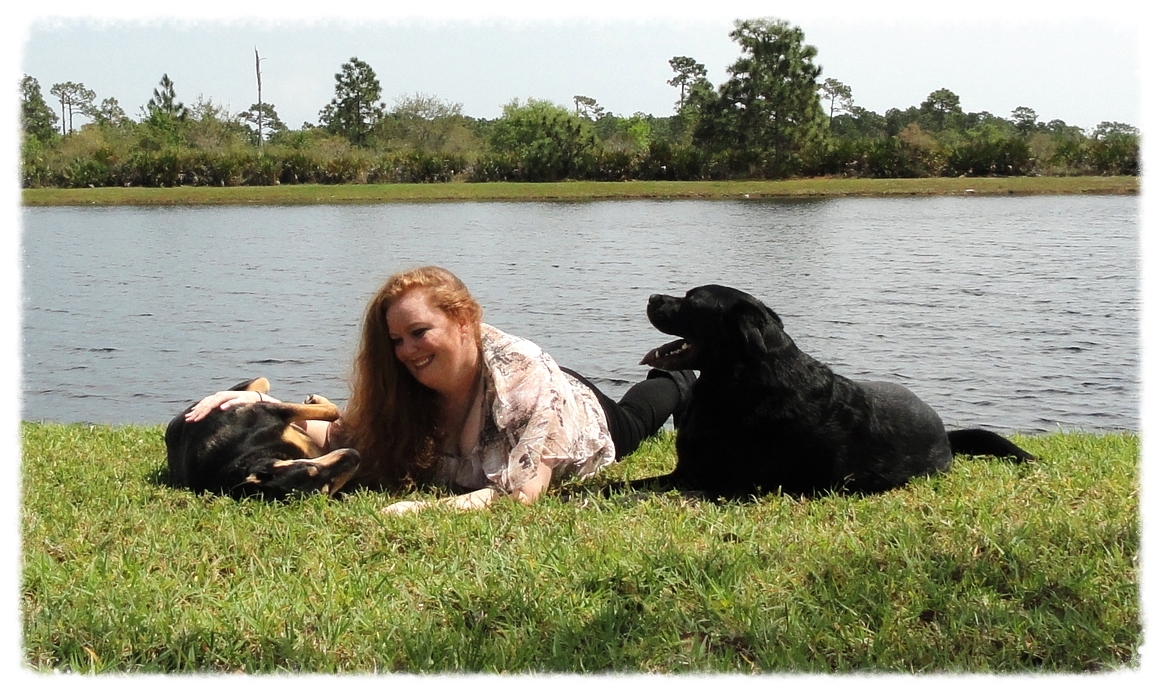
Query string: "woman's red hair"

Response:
xmin=341 ymin=266 xmax=482 ymax=488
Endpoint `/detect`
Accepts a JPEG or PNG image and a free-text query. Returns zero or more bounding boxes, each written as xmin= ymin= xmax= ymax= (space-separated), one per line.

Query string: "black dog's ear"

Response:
xmin=731 ymin=304 xmax=770 ymax=360
xmin=765 ymin=306 xmax=784 ymax=329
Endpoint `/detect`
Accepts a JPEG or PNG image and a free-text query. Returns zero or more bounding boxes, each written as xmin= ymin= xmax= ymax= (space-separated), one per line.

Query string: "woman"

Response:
xmin=186 ymin=266 xmax=694 ymax=513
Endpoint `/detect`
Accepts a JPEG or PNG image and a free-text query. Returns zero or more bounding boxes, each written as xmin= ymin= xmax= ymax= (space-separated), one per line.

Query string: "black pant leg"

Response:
xmin=561 ymin=368 xmax=681 ymax=460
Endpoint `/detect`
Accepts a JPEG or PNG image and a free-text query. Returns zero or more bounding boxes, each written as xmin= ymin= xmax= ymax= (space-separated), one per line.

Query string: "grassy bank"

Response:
xmin=20 ymin=176 xmax=1139 ymax=207
xmin=21 ymin=423 xmax=1138 ymax=673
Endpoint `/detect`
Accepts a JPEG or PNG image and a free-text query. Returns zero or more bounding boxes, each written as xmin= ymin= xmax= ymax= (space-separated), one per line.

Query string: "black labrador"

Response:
xmin=631 ymin=285 xmax=1035 ymax=497
xmin=165 ymin=377 xmax=360 ymax=500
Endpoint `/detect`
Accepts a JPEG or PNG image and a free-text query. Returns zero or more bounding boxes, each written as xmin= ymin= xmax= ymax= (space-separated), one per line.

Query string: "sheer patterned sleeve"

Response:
xmin=478 ymin=325 xmax=614 ymax=494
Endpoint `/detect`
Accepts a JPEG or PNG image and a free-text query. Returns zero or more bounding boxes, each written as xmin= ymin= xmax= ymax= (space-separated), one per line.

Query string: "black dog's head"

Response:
xmin=640 ymin=284 xmax=788 ymax=371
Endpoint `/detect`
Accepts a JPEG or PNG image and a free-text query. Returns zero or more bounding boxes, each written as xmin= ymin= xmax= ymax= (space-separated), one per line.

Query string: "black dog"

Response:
xmin=632 ymin=285 xmax=1034 ymax=497
xmin=165 ymin=377 xmax=360 ymax=500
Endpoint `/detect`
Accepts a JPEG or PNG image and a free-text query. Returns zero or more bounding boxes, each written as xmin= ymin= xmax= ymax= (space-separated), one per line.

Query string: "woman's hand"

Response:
xmin=381 ymin=500 xmax=432 ymax=515
xmin=184 ymin=390 xmax=277 ymax=422
xmin=381 ymin=488 xmax=502 ymax=515
xmin=381 ymin=463 xmax=551 ymax=515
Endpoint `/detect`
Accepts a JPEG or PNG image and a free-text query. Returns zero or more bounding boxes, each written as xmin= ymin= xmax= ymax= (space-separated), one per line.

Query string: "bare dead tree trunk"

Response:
xmin=255 ymin=48 xmax=264 ymax=148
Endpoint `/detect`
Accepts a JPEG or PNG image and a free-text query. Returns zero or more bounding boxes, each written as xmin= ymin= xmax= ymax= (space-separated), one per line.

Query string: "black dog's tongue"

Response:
xmin=641 ymin=338 xmax=696 ymax=370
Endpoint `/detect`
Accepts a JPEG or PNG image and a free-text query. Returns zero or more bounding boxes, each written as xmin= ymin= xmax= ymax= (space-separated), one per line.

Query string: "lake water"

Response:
xmin=21 ymin=195 xmax=1138 ymax=432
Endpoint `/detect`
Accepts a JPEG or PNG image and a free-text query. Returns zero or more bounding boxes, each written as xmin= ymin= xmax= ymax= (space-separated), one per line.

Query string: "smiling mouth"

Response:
xmin=411 ymin=355 xmax=434 ymax=371
xmin=640 ymin=338 xmax=698 ymax=370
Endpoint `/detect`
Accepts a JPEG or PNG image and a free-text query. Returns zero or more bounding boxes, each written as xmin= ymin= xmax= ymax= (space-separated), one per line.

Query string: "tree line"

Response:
xmin=20 ymin=18 xmax=1139 ymax=189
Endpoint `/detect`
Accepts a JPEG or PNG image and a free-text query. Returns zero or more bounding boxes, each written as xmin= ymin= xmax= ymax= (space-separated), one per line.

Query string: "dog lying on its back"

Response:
xmin=633 ymin=285 xmax=1034 ymax=497
xmin=165 ymin=377 xmax=360 ymax=500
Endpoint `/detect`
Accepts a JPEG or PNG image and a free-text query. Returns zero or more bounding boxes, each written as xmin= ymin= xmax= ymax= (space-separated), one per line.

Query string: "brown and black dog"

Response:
xmin=165 ymin=377 xmax=360 ymax=500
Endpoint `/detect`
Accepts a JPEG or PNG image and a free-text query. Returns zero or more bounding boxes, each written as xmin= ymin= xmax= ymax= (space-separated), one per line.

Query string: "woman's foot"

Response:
xmin=646 ymin=368 xmax=697 ymax=428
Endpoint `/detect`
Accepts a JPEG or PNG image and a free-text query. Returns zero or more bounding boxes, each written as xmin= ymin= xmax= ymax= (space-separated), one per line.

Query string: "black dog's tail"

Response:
xmin=947 ymin=428 xmax=1036 ymax=462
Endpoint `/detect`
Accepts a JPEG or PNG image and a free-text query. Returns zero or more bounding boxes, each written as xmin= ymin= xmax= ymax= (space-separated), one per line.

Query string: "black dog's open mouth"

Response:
xmin=641 ymin=337 xmax=699 ymax=370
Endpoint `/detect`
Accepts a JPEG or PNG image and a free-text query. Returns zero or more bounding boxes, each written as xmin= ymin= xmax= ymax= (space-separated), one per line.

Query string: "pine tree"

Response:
xmin=49 ymin=81 xmax=96 ymax=135
xmin=147 ymin=74 xmax=189 ymax=120
xmin=693 ymin=18 xmax=828 ymax=177
xmin=667 ymin=56 xmax=710 ymax=111
xmin=20 ymin=75 xmax=58 ymax=141
xmin=318 ymin=57 xmax=385 ymax=146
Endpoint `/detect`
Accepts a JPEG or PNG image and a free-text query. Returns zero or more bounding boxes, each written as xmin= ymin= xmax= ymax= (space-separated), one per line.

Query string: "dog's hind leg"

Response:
xmin=947 ymin=428 xmax=1036 ymax=462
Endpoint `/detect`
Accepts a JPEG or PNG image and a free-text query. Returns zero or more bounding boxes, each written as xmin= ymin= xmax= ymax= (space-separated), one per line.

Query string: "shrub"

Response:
xmin=947 ymin=136 xmax=1033 ymax=177
xmin=487 ymin=99 xmax=597 ymax=181
xmin=635 ymin=141 xmax=705 ymax=181
xmin=1086 ymin=134 xmax=1139 ymax=176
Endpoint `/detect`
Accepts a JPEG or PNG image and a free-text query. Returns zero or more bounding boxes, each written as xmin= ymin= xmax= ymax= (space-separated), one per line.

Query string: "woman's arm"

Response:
xmin=183 ymin=390 xmax=334 ymax=451
xmin=184 ymin=390 xmax=272 ymax=421
xmin=380 ymin=459 xmax=553 ymax=515
xmin=511 ymin=458 xmax=554 ymax=504
xmin=381 ymin=488 xmax=500 ymax=514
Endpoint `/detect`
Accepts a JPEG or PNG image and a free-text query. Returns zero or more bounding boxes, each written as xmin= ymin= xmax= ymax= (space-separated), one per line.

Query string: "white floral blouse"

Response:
xmin=433 ymin=324 xmax=615 ymax=495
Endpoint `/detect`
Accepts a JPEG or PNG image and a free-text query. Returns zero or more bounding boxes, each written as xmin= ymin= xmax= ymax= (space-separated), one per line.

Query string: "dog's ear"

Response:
xmin=765 ymin=306 xmax=784 ymax=329
xmin=732 ymin=304 xmax=771 ymax=360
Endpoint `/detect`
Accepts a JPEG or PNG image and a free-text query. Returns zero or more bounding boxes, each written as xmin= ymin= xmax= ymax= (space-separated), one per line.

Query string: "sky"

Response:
xmin=3 ymin=1 xmax=1160 ymax=689
xmin=13 ymin=2 xmax=1144 ymax=133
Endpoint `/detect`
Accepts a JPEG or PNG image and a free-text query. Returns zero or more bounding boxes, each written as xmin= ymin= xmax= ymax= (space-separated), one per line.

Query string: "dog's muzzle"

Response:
xmin=641 ymin=337 xmax=698 ymax=370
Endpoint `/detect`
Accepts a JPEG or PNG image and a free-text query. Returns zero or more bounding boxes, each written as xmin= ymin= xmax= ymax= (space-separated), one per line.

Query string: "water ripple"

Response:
xmin=21 ymin=196 xmax=1139 ymax=430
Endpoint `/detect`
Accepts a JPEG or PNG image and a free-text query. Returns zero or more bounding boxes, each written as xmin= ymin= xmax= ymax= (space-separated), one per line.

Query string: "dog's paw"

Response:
xmin=304 ymin=394 xmax=335 ymax=406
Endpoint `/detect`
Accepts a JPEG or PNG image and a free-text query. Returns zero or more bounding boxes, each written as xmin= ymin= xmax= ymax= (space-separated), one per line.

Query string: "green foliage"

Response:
xmin=820 ymin=77 xmax=853 ymax=121
xmin=368 ymin=150 xmax=468 ymax=184
xmin=134 ymin=74 xmax=193 ymax=151
xmin=1086 ymin=122 xmax=1140 ymax=175
xmin=17 ymin=19 xmax=1140 ymax=188
xmin=20 ymin=138 xmax=56 ymax=188
xmin=372 ymin=93 xmax=484 ymax=157
xmin=145 ymin=73 xmax=188 ymax=121
xmin=692 ymin=18 xmax=829 ymax=178
xmin=947 ymin=126 xmax=1032 ymax=177
xmin=481 ymin=99 xmax=597 ymax=181
xmin=90 ymin=97 xmax=130 ymax=128
xmin=918 ymin=87 xmax=966 ymax=133
xmin=184 ymin=97 xmax=251 ymax=150
xmin=812 ymin=83 xmax=1136 ymax=180
xmin=667 ymin=56 xmax=709 ymax=111
xmin=599 ymin=112 xmax=652 ymax=154
xmin=21 ymin=424 xmax=1139 ymax=672
xmin=21 ymin=75 xmax=59 ymax=143
xmin=1011 ymin=106 xmax=1039 ymax=135
xmin=635 ymin=141 xmax=706 ymax=180
xmin=884 ymin=106 xmax=920 ymax=137
xmin=573 ymin=95 xmax=606 ymax=121
xmin=239 ymin=103 xmax=287 ymax=145
xmin=318 ymin=57 xmax=385 ymax=146
xmin=49 ymin=80 xmax=97 ymax=136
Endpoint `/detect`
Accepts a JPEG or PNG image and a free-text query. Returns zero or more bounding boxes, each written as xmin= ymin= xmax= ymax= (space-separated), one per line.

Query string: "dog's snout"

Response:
xmin=648 ymin=293 xmax=674 ymax=308
xmin=647 ymin=294 xmax=670 ymax=316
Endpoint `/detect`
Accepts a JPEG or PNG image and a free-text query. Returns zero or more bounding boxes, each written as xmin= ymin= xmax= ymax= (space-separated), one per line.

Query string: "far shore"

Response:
xmin=20 ymin=176 xmax=1138 ymax=207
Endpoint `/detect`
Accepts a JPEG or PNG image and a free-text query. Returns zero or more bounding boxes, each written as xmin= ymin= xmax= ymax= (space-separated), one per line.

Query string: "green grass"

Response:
xmin=21 ymin=423 xmax=1139 ymax=673
xmin=20 ymin=176 xmax=1139 ymax=206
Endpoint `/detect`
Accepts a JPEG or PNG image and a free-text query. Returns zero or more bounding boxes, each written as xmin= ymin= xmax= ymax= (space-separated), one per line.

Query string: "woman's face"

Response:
xmin=385 ymin=288 xmax=477 ymax=395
